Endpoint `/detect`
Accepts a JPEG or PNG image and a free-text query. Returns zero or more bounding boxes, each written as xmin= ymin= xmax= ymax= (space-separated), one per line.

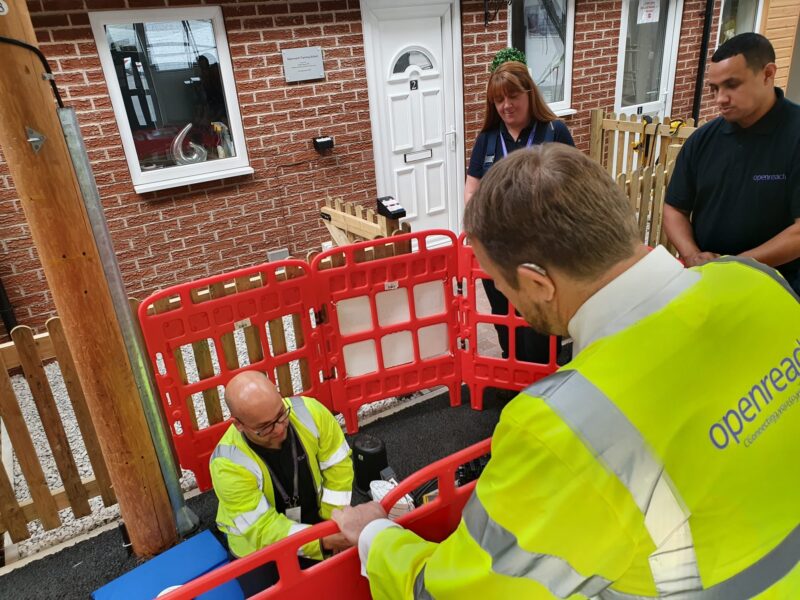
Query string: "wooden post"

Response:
xmin=589 ymin=109 xmax=604 ymax=163
xmin=0 ymin=2 xmax=176 ymax=555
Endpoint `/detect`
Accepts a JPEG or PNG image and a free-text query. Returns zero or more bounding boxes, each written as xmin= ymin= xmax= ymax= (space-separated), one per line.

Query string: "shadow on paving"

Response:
xmin=0 ymin=388 xmax=506 ymax=599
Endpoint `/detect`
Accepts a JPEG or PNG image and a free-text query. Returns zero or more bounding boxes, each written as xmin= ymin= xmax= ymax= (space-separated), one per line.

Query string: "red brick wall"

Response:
xmin=671 ymin=0 xmax=724 ymax=123
xmin=460 ymin=2 xmax=509 ymax=155
xmin=564 ymin=0 xmax=624 ymax=148
xmin=0 ymin=0 xmax=376 ymax=338
xmin=0 ymin=0 xmax=726 ymax=341
xmin=459 ymin=0 xmax=623 ymax=156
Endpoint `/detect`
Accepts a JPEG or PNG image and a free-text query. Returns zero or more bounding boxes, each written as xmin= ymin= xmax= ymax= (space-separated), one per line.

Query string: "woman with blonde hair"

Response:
xmin=465 ymin=58 xmax=574 ymax=370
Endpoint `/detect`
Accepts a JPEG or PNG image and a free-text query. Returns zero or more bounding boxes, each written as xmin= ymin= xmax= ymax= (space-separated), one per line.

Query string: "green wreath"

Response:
xmin=490 ymin=48 xmax=527 ymax=72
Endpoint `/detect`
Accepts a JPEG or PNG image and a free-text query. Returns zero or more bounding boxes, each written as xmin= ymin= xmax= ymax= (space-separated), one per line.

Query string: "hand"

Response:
xmin=684 ymin=251 xmax=719 ymax=267
xmin=331 ymin=502 xmax=388 ymax=546
xmin=320 ymin=532 xmax=352 ymax=553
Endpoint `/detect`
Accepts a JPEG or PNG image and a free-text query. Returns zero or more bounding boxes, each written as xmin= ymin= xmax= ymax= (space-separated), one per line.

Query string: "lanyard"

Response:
xmin=499 ymin=122 xmax=538 ymax=158
xmin=264 ymin=424 xmax=300 ymax=508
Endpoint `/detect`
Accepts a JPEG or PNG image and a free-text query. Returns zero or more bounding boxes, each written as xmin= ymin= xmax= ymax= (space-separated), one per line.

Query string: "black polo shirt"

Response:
xmin=666 ymin=88 xmax=800 ymax=282
xmin=467 ymin=119 xmax=575 ymax=179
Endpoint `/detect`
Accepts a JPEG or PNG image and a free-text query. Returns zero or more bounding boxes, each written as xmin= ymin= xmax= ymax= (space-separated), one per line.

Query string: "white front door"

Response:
xmin=361 ymin=0 xmax=464 ymax=240
xmin=614 ymin=0 xmax=683 ymax=117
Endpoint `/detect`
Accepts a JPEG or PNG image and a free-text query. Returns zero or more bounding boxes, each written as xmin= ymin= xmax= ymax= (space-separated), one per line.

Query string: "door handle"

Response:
xmin=445 ymin=130 xmax=456 ymax=151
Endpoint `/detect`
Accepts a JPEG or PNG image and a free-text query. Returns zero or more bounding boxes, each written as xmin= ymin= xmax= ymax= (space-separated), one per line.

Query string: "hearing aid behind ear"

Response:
xmin=520 ymin=262 xmax=548 ymax=277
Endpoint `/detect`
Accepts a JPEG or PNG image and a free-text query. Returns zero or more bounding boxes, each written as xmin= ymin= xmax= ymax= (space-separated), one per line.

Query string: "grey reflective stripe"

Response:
xmin=713 ymin=256 xmax=800 ymax=302
xmin=319 ymin=440 xmax=350 ymax=470
xmin=526 ymin=370 xmax=800 ymax=598
xmin=463 ymin=492 xmax=613 ymax=598
xmin=321 ymin=487 xmax=351 ymax=506
xmin=288 ymin=522 xmax=310 ymax=536
xmin=600 ymin=524 xmax=800 ymax=599
xmin=290 ymin=395 xmax=319 ymax=438
xmin=527 ymin=371 xmax=701 ymax=595
xmin=413 ymin=566 xmax=435 ymax=600
xmin=211 ymin=443 xmax=264 ymax=490
xmin=579 ymin=268 xmax=699 ymax=353
xmin=230 ymin=495 xmax=269 ymax=536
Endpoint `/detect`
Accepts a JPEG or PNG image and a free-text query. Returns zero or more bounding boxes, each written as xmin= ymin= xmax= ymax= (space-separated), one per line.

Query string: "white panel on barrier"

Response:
xmin=376 ymin=287 xmax=410 ymax=326
xmin=343 ymin=339 xmax=379 ymax=376
xmin=418 ymin=323 xmax=449 ymax=359
xmin=381 ymin=330 xmax=415 ymax=368
xmin=413 ymin=280 xmax=445 ymax=318
xmin=338 ymin=296 xmax=374 ymax=335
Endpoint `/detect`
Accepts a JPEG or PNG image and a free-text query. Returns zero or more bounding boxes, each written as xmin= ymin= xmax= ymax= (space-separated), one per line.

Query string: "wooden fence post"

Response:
xmin=0 ymin=1 xmax=176 ymax=555
xmin=589 ymin=109 xmax=604 ymax=163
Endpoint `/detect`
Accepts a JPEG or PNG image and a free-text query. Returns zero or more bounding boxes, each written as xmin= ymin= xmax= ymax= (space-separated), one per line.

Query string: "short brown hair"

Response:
xmin=464 ymin=144 xmax=639 ymax=285
xmin=481 ymin=61 xmax=557 ymax=133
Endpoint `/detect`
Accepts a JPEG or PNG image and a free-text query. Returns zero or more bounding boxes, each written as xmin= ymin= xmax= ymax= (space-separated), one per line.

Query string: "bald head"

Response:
xmin=225 ymin=371 xmax=289 ymax=448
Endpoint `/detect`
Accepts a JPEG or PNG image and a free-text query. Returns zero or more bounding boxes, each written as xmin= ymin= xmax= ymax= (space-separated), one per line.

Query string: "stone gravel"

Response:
xmin=5 ymin=318 xmax=423 ymax=560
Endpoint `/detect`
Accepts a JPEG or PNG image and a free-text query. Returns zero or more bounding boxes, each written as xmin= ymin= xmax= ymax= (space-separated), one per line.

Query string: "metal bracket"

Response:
xmin=25 ymin=127 xmax=46 ymax=154
xmin=484 ymin=0 xmax=512 ymax=26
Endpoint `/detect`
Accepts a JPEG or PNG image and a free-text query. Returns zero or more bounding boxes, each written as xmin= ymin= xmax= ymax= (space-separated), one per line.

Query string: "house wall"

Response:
xmin=1 ymin=0 xmax=378 ymax=340
xmin=671 ymin=0 xmax=724 ymax=122
xmin=0 ymin=0 xmax=775 ymax=341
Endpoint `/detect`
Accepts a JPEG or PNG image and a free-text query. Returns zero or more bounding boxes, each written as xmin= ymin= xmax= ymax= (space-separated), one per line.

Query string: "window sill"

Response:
xmin=554 ymin=108 xmax=577 ymax=117
xmin=133 ymin=166 xmax=254 ymax=194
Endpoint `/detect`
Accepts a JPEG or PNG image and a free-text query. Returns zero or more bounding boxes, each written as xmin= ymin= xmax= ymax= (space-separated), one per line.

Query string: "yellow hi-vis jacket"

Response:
xmin=210 ymin=395 xmax=353 ymax=559
xmin=367 ymin=257 xmax=800 ymax=599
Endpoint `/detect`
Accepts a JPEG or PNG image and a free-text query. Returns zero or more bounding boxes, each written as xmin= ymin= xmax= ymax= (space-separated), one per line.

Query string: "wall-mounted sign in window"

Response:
xmin=90 ymin=7 xmax=252 ymax=193
xmin=281 ymin=47 xmax=325 ymax=83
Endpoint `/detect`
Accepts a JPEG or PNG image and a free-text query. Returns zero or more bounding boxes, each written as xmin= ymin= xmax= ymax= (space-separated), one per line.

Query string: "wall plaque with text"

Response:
xmin=282 ymin=47 xmax=325 ymax=83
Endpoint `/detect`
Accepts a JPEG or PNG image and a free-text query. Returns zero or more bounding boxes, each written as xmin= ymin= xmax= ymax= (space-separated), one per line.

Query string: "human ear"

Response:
xmin=517 ymin=263 xmax=555 ymax=301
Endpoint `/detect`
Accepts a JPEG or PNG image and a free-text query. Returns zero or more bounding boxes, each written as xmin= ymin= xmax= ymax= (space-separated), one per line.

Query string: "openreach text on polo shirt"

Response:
xmin=709 ymin=340 xmax=800 ymax=450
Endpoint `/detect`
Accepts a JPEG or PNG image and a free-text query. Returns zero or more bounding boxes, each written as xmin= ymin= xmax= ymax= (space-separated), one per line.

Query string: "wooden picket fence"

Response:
xmin=616 ymin=161 xmax=677 ymax=252
xmin=589 ymin=108 xmax=701 ymax=182
xmin=0 ymin=319 xmax=116 ymax=544
xmin=320 ymin=198 xmax=408 ymax=247
xmin=589 ymin=109 xmax=703 ymax=253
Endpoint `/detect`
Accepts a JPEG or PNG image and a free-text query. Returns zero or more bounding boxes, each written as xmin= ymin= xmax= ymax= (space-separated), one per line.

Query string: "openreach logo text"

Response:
xmin=709 ymin=340 xmax=800 ymax=450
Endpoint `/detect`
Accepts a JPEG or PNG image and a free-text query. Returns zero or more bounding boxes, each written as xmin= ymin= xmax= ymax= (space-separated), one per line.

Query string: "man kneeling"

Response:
xmin=211 ymin=371 xmax=353 ymax=594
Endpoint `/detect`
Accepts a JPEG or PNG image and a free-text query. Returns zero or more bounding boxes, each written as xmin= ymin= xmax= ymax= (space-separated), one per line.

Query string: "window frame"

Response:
xmin=715 ymin=0 xmax=764 ymax=49
xmin=508 ymin=0 xmax=576 ymax=115
xmin=89 ymin=7 xmax=252 ymax=194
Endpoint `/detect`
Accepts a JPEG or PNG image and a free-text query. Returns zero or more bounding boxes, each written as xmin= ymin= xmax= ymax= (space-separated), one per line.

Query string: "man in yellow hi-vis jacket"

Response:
xmin=333 ymin=144 xmax=800 ymax=598
xmin=211 ymin=371 xmax=353 ymax=593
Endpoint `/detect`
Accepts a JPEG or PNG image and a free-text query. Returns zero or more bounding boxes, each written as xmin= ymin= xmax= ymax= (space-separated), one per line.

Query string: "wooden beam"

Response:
xmin=0 ymin=1 xmax=176 ymax=556
xmin=0 ymin=331 xmax=56 ymax=369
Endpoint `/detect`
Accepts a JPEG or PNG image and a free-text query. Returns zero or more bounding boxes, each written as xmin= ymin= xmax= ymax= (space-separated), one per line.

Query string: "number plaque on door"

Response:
xmin=409 ymin=80 xmax=418 ymax=91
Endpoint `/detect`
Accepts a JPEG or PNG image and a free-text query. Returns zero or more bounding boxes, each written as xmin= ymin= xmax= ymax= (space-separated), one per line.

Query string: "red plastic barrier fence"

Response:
xmin=161 ymin=437 xmax=492 ymax=600
xmin=138 ymin=261 xmax=330 ymax=491
xmin=138 ymin=230 xmax=558 ymax=490
xmin=458 ymin=236 xmax=558 ymax=409
xmin=311 ymin=231 xmax=462 ymax=432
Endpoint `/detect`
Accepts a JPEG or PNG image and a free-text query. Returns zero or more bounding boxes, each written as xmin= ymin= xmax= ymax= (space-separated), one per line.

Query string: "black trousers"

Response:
xmin=482 ymin=278 xmax=552 ymax=364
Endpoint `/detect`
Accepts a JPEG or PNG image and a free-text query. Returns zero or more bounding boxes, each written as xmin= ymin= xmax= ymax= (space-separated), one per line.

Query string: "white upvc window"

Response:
xmin=90 ymin=7 xmax=252 ymax=194
xmin=717 ymin=0 xmax=764 ymax=47
xmin=509 ymin=0 xmax=576 ymax=115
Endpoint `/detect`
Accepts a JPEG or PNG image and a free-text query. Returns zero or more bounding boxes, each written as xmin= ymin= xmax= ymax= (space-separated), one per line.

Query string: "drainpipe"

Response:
xmin=0 ymin=276 xmax=17 ymax=334
xmin=692 ymin=0 xmax=716 ymax=122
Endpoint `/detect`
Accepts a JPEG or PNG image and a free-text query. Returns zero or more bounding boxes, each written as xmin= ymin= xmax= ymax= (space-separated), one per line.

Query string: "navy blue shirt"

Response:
xmin=666 ymin=88 xmax=800 ymax=283
xmin=467 ymin=119 xmax=575 ymax=179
